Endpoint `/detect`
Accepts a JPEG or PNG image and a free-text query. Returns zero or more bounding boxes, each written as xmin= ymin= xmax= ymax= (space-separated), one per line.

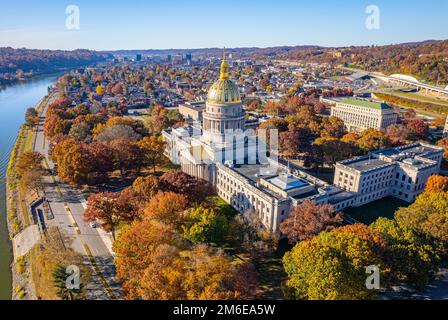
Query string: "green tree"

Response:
xmin=182 ymin=206 xmax=229 ymax=244
xmin=370 ymin=218 xmax=439 ymax=290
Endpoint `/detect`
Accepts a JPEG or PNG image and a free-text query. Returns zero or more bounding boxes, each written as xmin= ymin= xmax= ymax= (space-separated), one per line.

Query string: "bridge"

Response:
xmin=370 ymin=73 xmax=448 ymax=99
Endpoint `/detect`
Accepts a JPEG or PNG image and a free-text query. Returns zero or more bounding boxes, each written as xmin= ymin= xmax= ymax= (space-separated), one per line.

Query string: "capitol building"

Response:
xmin=163 ymin=51 xmax=357 ymax=234
xmin=163 ymin=51 xmax=442 ymax=234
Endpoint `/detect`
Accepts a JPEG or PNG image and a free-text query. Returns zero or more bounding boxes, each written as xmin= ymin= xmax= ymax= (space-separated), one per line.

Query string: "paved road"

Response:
xmin=33 ymin=94 xmax=121 ymax=299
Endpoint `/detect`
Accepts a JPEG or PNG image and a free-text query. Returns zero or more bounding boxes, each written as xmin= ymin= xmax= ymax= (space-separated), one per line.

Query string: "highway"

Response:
xmin=33 ymin=94 xmax=121 ymax=299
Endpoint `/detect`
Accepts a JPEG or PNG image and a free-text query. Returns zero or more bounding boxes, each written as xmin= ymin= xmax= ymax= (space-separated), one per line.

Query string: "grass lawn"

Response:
xmin=344 ymin=196 xmax=409 ymax=225
xmin=390 ymin=90 xmax=448 ymax=107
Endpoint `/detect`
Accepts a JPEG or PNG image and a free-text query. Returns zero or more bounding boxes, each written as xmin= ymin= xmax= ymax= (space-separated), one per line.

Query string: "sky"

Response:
xmin=0 ymin=0 xmax=447 ymax=50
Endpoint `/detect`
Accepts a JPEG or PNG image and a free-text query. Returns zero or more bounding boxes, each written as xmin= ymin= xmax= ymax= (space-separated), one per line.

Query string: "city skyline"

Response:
xmin=0 ymin=0 xmax=447 ymax=50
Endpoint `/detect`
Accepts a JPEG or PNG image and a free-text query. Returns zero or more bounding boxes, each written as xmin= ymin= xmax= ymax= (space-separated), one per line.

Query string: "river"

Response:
xmin=0 ymin=74 xmax=60 ymax=300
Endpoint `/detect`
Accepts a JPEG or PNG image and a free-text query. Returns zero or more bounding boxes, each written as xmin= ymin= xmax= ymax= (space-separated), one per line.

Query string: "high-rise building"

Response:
xmin=186 ymin=53 xmax=192 ymax=65
xmin=136 ymin=54 xmax=142 ymax=62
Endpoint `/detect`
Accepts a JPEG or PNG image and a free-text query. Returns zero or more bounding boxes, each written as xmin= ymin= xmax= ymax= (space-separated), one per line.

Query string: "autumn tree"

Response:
xmin=96 ymin=84 xmax=105 ymax=95
xmin=437 ymin=137 xmax=448 ymax=160
xmin=138 ymin=136 xmax=166 ymax=172
xmin=113 ymin=219 xmax=181 ymax=299
xmin=356 ymin=129 xmax=391 ymax=152
xmin=425 ymin=175 xmax=448 ymax=193
xmin=407 ymin=119 xmax=429 ymax=141
xmin=320 ymin=116 xmax=347 ymax=139
xmin=386 ymin=124 xmax=409 ymax=146
xmin=16 ymin=151 xmax=45 ymax=193
xmin=83 ymin=190 xmax=141 ymax=239
xmin=143 ymin=191 xmax=189 ymax=227
xmin=280 ymin=200 xmax=343 ymax=244
xmin=395 ymin=190 xmax=448 ymax=245
xmin=160 ymin=170 xmax=214 ymax=204
xmin=110 ymin=139 xmax=143 ymax=177
xmin=95 ymin=125 xmax=141 ymax=143
xmin=279 ymin=130 xmax=302 ymax=159
xmin=132 ymin=175 xmax=160 ymax=202
xmin=314 ymin=137 xmax=356 ymax=166
xmin=25 ymin=107 xmax=39 ymax=128
xmin=283 ymin=224 xmax=386 ymax=300
xmin=151 ymin=104 xmax=169 ymax=133
xmin=68 ymin=122 xmax=91 ymax=142
xmin=370 ymin=218 xmax=439 ymax=290
xmin=44 ymin=115 xmax=72 ymax=140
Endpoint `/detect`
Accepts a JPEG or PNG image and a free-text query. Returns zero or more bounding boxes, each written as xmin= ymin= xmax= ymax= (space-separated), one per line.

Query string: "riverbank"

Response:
xmin=5 ymin=95 xmax=48 ymax=300
xmin=5 ymin=89 xmax=52 ymax=300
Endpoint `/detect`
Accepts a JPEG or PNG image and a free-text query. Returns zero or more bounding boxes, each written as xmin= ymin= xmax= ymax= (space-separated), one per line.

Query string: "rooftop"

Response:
xmin=343 ymin=157 xmax=391 ymax=172
xmin=339 ymin=98 xmax=392 ymax=110
xmin=232 ymin=164 xmax=318 ymax=200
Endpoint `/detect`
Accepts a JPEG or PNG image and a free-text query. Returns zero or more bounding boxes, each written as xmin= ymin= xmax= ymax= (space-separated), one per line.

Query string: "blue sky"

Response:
xmin=0 ymin=0 xmax=447 ymax=50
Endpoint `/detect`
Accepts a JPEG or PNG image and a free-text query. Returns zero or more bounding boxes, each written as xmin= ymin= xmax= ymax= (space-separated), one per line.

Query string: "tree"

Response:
xmin=151 ymin=104 xmax=169 ymax=133
xmin=314 ymin=137 xmax=355 ymax=166
xmin=437 ymin=137 xmax=448 ymax=160
xmin=320 ymin=117 xmax=347 ymax=139
xmin=280 ymin=200 xmax=343 ymax=244
xmin=160 ymin=170 xmax=214 ymax=204
xmin=182 ymin=206 xmax=229 ymax=244
xmin=68 ymin=122 xmax=91 ymax=142
xmin=25 ymin=107 xmax=39 ymax=127
xmin=96 ymin=84 xmax=105 ymax=95
xmin=111 ymin=83 xmax=125 ymax=96
xmin=356 ymin=129 xmax=391 ymax=152
xmin=143 ymin=191 xmax=189 ymax=227
xmin=132 ymin=175 xmax=160 ymax=202
xmin=83 ymin=190 xmax=141 ymax=239
xmin=43 ymin=115 xmax=71 ymax=140
xmin=110 ymin=139 xmax=143 ymax=177
xmin=425 ymin=175 xmax=448 ymax=193
xmin=16 ymin=152 xmax=44 ymax=178
xmin=283 ymin=224 xmax=386 ymax=300
xmin=52 ymin=139 xmax=94 ymax=185
xmin=303 ymin=144 xmax=324 ymax=172
xmin=386 ymin=124 xmax=409 ymax=146
xmin=180 ymin=245 xmax=249 ymax=300
xmin=138 ymin=136 xmax=166 ymax=172
xmin=279 ymin=130 xmax=302 ymax=159
xmin=95 ymin=125 xmax=141 ymax=143
xmin=52 ymin=265 xmax=84 ymax=300
xmin=370 ymin=218 xmax=439 ymax=290
xmin=395 ymin=191 xmax=448 ymax=245
xmin=407 ymin=119 xmax=429 ymax=141
xmin=113 ymin=219 xmax=180 ymax=299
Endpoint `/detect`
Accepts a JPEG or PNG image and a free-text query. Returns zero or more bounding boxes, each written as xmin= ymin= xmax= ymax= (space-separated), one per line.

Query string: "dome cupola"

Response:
xmin=207 ymin=48 xmax=241 ymax=105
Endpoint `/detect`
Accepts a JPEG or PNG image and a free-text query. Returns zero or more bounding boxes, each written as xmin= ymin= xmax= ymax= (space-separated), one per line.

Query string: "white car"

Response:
xmin=89 ymin=221 xmax=98 ymax=228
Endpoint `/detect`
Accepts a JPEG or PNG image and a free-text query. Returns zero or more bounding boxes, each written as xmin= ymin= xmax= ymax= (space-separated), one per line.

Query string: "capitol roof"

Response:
xmin=206 ymin=48 xmax=241 ymax=105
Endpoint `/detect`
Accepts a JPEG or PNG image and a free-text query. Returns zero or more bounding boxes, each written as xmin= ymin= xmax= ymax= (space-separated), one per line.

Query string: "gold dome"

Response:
xmin=207 ymin=48 xmax=241 ymax=105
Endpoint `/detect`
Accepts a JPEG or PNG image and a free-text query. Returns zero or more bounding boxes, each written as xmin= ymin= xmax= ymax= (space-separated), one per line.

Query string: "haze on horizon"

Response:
xmin=1 ymin=0 xmax=447 ymax=51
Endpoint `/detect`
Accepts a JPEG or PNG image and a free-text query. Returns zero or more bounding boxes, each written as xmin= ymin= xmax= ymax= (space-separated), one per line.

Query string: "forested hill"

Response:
xmin=279 ymin=40 xmax=448 ymax=85
xmin=0 ymin=47 xmax=112 ymax=75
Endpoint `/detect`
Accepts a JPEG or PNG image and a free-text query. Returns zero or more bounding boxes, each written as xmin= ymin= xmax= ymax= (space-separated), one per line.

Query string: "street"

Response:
xmin=33 ymin=94 xmax=121 ymax=299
